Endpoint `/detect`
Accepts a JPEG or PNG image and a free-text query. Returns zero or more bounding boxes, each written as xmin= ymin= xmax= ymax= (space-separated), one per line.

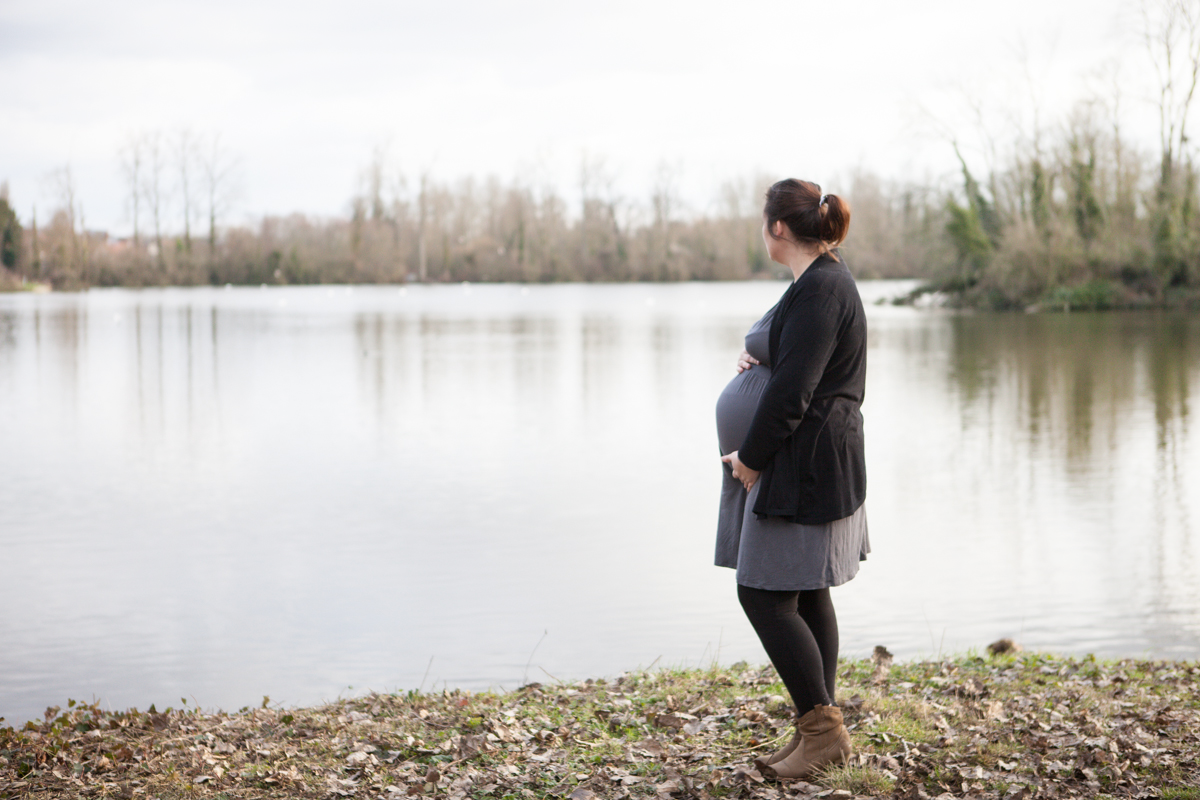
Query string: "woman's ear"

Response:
xmin=772 ymin=220 xmax=786 ymax=240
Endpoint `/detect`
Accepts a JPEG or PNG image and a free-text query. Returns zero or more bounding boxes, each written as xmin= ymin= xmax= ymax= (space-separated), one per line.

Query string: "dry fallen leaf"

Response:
xmin=655 ymin=778 xmax=681 ymax=795
xmin=637 ymin=738 xmax=666 ymax=757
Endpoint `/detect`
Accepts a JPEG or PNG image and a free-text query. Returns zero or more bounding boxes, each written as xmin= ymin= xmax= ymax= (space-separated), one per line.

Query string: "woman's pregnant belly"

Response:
xmin=716 ymin=366 xmax=771 ymax=456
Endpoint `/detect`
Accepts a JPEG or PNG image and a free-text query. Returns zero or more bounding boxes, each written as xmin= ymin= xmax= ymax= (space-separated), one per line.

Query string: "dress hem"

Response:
xmin=732 ymin=560 xmax=864 ymax=592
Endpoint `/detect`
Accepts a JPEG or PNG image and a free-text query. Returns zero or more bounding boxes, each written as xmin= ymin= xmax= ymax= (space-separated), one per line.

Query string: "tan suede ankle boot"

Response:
xmin=752 ymin=724 xmax=802 ymax=770
xmin=762 ymin=704 xmax=852 ymax=780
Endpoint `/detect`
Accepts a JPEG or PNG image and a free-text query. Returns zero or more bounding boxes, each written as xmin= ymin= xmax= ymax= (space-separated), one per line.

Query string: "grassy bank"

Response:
xmin=896 ymin=279 xmax=1200 ymax=312
xmin=2 ymin=651 xmax=1198 ymax=799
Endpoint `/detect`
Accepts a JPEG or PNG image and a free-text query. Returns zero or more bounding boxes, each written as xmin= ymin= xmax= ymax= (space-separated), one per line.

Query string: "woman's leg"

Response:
xmin=794 ymin=588 xmax=839 ymax=702
xmin=737 ymin=584 xmax=831 ymax=714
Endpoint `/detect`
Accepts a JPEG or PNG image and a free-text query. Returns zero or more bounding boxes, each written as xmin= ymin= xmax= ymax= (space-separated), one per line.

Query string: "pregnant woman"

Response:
xmin=716 ymin=179 xmax=869 ymax=780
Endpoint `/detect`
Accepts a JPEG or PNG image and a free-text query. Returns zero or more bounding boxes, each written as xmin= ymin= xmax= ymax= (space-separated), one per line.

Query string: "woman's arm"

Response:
xmin=737 ymin=291 xmax=843 ymax=472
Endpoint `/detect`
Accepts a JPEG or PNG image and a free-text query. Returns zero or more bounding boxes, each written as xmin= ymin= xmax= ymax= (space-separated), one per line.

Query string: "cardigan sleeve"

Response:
xmin=737 ymin=290 xmax=844 ymax=471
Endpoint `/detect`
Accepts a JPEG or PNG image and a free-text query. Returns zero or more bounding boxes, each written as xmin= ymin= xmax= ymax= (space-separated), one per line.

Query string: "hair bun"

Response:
xmin=763 ymin=179 xmax=851 ymax=252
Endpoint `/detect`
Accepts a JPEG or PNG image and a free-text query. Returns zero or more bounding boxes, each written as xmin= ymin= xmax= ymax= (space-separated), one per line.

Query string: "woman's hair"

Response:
xmin=763 ymin=179 xmax=851 ymax=256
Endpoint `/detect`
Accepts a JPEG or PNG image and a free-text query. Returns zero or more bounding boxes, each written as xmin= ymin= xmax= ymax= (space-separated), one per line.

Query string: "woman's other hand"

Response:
xmin=737 ymin=350 xmax=760 ymax=373
xmin=721 ymin=451 xmax=761 ymax=491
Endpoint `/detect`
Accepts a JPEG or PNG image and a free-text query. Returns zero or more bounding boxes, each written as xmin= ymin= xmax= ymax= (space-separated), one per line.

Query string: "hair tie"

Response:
xmin=819 ymin=194 xmax=828 ymax=206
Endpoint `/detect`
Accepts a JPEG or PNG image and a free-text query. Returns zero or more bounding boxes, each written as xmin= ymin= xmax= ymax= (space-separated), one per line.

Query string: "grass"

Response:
xmin=2 ymin=652 xmax=1198 ymax=799
xmin=1163 ymin=790 xmax=1200 ymax=800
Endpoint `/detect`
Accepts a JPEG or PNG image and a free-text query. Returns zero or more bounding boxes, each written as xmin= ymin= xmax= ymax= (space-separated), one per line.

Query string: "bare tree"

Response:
xmin=577 ymin=154 xmax=627 ymax=278
xmin=50 ymin=167 xmax=79 ymax=227
xmin=1143 ymin=0 xmax=1200 ymax=189
xmin=199 ymin=133 xmax=240 ymax=265
xmin=651 ymin=160 xmax=681 ymax=277
xmin=364 ymin=143 xmax=388 ymax=222
xmin=601 ymin=169 xmax=629 ymax=275
xmin=1092 ymin=59 xmax=1138 ymax=227
xmin=45 ymin=165 xmax=85 ymax=279
xmin=578 ymin=153 xmax=603 ymax=265
xmin=417 ymin=170 xmax=430 ymax=281
xmin=358 ymin=142 xmax=408 ymax=277
xmin=175 ymin=128 xmax=199 ymax=254
xmin=30 ymin=206 xmax=40 ymax=277
xmin=717 ymin=177 xmax=756 ymax=274
xmin=119 ymin=133 xmax=146 ymax=247
xmin=387 ymin=166 xmax=408 ymax=254
xmin=142 ymin=132 xmax=168 ymax=268
xmin=1142 ymin=0 xmax=1200 ymax=286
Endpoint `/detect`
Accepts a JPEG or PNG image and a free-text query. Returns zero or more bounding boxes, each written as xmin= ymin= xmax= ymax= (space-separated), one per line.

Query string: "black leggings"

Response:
xmin=737 ymin=584 xmax=839 ymax=716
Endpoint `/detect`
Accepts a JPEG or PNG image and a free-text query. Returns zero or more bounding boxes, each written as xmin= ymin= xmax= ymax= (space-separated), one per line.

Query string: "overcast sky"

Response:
xmin=0 ymin=0 xmax=1163 ymax=235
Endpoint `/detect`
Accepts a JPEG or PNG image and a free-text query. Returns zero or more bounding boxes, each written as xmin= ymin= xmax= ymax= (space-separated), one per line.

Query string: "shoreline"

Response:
xmin=893 ymin=279 xmax=1200 ymax=313
xmin=6 ymin=277 xmax=1199 ymax=313
xmin=3 ymin=651 xmax=1197 ymax=799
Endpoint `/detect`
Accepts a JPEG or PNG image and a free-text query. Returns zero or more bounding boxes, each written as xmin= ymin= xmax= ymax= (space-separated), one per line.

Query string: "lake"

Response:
xmin=1 ymin=281 xmax=1197 ymax=726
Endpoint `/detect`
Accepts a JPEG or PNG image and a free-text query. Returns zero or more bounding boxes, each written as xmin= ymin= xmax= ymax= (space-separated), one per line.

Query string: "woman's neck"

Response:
xmin=787 ymin=250 xmax=821 ymax=282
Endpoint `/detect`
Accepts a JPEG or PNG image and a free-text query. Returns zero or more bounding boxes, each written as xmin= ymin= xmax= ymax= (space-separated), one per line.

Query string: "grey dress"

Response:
xmin=715 ymin=305 xmax=870 ymax=591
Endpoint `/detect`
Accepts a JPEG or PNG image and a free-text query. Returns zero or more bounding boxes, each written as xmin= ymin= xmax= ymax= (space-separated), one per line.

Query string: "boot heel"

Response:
xmin=752 ymin=724 xmax=801 ymax=769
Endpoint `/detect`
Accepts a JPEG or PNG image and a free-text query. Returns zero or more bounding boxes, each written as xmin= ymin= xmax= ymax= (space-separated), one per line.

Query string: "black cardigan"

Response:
xmin=737 ymin=253 xmax=867 ymax=524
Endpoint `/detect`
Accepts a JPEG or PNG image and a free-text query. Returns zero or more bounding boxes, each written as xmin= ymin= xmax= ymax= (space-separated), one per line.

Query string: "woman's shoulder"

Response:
xmin=795 ymin=258 xmax=860 ymax=302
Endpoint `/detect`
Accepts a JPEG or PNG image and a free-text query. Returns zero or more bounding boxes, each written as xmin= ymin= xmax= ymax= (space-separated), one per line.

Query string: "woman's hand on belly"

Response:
xmin=736 ymin=350 xmax=760 ymax=373
xmin=721 ymin=450 xmax=761 ymax=491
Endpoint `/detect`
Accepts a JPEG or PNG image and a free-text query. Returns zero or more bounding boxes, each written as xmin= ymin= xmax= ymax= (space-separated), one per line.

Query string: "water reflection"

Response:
xmin=948 ymin=312 xmax=1194 ymax=455
xmin=0 ymin=285 xmax=1196 ymax=728
xmin=857 ymin=309 xmax=1200 ymax=662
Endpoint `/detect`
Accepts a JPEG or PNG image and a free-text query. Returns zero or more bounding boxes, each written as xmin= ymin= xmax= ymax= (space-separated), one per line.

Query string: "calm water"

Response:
xmin=1 ymin=282 xmax=1197 ymax=725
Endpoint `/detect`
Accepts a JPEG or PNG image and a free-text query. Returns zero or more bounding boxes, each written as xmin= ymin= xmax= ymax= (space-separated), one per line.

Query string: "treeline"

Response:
xmin=926 ymin=0 xmax=1200 ymax=310
xmin=3 ymin=120 xmax=1198 ymax=303
xmin=0 ymin=164 xmax=944 ymax=290
xmin=928 ymin=105 xmax=1200 ymax=310
xmin=2 ymin=117 xmax=1199 ymax=302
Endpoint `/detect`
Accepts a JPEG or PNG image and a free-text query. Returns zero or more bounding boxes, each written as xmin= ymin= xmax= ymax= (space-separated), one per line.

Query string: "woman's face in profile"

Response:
xmin=762 ymin=218 xmax=788 ymax=266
